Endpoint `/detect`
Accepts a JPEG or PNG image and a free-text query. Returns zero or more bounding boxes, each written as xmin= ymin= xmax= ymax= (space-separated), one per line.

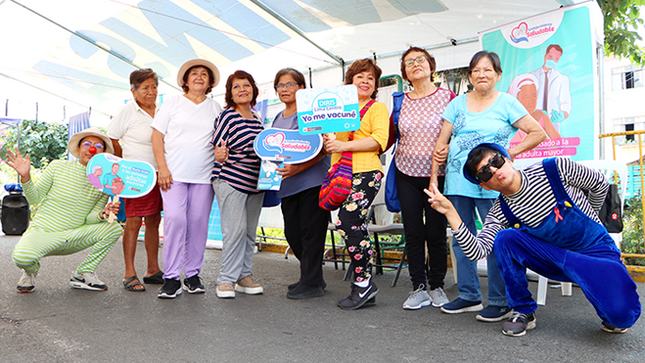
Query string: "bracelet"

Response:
xmin=99 ymin=211 xmax=105 ymax=220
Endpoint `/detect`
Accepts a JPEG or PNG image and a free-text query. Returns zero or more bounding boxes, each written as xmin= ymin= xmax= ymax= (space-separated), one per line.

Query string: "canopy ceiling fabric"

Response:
xmin=0 ymin=0 xmax=582 ymax=124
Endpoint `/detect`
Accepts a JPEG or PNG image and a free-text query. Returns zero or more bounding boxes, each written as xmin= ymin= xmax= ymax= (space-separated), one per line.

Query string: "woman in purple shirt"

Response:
xmin=271 ymin=68 xmax=330 ymax=299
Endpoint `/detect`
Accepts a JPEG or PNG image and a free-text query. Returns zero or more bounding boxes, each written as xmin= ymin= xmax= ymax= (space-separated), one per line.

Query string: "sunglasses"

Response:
xmin=404 ymin=55 xmax=426 ymax=67
xmin=476 ymin=153 xmax=505 ymax=182
xmin=81 ymin=141 xmax=104 ymax=150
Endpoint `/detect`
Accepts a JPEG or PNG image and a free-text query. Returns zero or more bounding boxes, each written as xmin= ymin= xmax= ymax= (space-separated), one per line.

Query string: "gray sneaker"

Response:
xmin=428 ymin=287 xmax=449 ymax=307
xmin=402 ymin=284 xmax=431 ymax=310
xmin=17 ymin=271 xmax=37 ymax=293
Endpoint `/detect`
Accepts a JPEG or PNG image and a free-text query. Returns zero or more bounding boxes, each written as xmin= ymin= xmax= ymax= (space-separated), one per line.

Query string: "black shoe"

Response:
xmin=476 ymin=305 xmax=513 ymax=322
xmin=337 ymin=280 xmax=379 ymax=310
xmin=158 ymin=278 xmax=182 ymax=299
xmin=502 ymin=311 xmax=536 ymax=337
xmin=287 ymin=284 xmax=324 ymax=299
xmin=288 ymin=281 xmax=299 ymax=291
xmin=183 ymin=275 xmax=205 ymax=294
xmin=288 ymin=280 xmax=327 ymax=291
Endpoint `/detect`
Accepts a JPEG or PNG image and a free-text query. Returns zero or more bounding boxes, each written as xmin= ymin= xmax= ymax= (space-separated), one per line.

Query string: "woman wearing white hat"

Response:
xmin=5 ymin=128 xmax=123 ymax=293
xmin=151 ymin=59 xmax=223 ymax=299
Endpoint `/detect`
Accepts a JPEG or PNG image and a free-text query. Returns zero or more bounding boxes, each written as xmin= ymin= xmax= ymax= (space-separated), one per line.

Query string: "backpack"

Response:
xmin=384 ymin=92 xmax=404 ymax=213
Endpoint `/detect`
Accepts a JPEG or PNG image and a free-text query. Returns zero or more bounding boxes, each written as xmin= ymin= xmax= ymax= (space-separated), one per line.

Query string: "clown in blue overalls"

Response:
xmin=425 ymin=142 xmax=640 ymax=337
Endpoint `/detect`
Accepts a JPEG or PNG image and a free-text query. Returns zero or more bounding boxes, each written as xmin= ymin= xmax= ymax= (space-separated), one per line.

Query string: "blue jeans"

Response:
xmin=447 ymin=196 xmax=507 ymax=306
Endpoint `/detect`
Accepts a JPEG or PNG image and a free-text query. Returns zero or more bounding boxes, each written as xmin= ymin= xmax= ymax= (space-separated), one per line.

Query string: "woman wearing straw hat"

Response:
xmin=5 ymin=128 xmax=123 ymax=293
xmin=151 ymin=59 xmax=223 ymax=299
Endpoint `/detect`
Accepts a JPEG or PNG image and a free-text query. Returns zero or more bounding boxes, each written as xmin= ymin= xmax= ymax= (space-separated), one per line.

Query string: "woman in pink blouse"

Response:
xmin=396 ymin=47 xmax=455 ymax=310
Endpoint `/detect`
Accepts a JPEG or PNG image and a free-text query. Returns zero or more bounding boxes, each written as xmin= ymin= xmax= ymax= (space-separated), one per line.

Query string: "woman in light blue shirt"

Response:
xmin=431 ymin=50 xmax=546 ymax=322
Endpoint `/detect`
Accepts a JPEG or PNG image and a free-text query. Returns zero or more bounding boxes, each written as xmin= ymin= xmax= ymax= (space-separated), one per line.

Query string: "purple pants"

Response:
xmin=160 ymin=182 xmax=214 ymax=280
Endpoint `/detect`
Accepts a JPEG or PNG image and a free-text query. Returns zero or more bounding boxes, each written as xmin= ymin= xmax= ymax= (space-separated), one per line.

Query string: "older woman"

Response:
xmin=395 ymin=47 xmax=455 ymax=310
xmin=323 ymin=59 xmax=389 ymax=310
xmin=151 ymin=59 xmax=222 ymax=299
xmin=431 ymin=51 xmax=546 ymax=321
xmin=211 ymin=70 xmax=265 ymax=299
xmin=272 ymin=68 xmax=331 ymax=299
xmin=108 ymin=68 xmax=163 ymax=292
xmin=6 ymin=128 xmax=122 ymax=293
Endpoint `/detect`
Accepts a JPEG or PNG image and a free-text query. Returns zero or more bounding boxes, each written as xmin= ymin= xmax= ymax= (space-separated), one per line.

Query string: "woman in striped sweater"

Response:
xmin=211 ymin=70 xmax=265 ymax=299
xmin=5 ymin=128 xmax=123 ymax=293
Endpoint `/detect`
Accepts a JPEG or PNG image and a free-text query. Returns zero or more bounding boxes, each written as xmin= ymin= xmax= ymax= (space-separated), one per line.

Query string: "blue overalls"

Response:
xmin=493 ymin=158 xmax=640 ymax=329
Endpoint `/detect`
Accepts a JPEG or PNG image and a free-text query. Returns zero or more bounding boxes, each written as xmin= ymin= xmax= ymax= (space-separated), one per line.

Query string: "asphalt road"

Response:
xmin=0 ymin=234 xmax=643 ymax=363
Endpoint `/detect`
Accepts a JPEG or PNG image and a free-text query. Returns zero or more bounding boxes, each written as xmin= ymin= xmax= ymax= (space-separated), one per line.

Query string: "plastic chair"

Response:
xmin=535 ymin=159 xmax=627 ymax=305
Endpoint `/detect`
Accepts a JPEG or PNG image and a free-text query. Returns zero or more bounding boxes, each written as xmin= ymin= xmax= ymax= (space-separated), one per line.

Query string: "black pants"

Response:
xmin=395 ymin=169 xmax=447 ymax=290
xmin=281 ymin=186 xmax=330 ymax=287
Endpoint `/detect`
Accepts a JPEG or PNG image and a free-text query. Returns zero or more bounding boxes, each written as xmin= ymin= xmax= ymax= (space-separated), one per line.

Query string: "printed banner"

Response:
xmin=296 ymin=85 xmax=360 ymax=134
xmin=86 ymin=153 xmax=157 ymax=198
xmin=480 ymin=3 xmax=598 ymax=165
xmin=254 ymin=128 xmax=323 ymax=164
xmin=257 ymin=158 xmax=284 ymax=191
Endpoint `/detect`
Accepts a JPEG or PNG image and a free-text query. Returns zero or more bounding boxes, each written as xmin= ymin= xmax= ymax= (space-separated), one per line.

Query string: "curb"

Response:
xmin=627 ymin=265 xmax=645 ymax=283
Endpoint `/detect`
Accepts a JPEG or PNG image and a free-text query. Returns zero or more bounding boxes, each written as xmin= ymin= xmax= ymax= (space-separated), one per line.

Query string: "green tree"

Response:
xmin=0 ymin=120 xmax=69 ymax=169
xmin=598 ymin=0 xmax=645 ymax=67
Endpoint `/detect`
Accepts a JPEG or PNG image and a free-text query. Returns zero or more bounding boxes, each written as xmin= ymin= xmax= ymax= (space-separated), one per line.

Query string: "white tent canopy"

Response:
xmin=0 ymin=0 xmax=586 ymax=126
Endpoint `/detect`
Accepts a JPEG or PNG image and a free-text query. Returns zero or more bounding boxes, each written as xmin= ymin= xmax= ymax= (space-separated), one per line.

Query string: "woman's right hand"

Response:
xmin=4 ymin=148 xmax=31 ymax=178
xmin=215 ymin=141 xmax=229 ymax=163
xmin=158 ymin=166 xmax=173 ymax=192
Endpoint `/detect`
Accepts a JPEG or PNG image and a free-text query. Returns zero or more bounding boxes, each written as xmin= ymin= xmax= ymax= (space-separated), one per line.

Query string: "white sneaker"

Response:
xmin=17 ymin=271 xmax=37 ymax=293
xmin=402 ymin=284 xmax=431 ymax=310
xmin=70 ymin=272 xmax=108 ymax=291
xmin=429 ymin=287 xmax=449 ymax=307
xmin=216 ymin=283 xmax=236 ymax=299
xmin=235 ymin=275 xmax=264 ymax=295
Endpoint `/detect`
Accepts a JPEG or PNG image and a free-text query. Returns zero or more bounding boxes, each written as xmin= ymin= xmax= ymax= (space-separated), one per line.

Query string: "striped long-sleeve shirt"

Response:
xmin=453 ymin=158 xmax=609 ymax=261
xmin=211 ymin=108 xmax=263 ymax=193
xmin=21 ymin=160 xmax=109 ymax=232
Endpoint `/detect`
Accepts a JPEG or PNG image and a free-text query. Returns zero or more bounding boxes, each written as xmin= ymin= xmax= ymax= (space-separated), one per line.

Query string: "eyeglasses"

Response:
xmin=276 ymin=82 xmax=298 ymax=90
xmin=81 ymin=141 xmax=104 ymax=150
xmin=404 ymin=55 xmax=426 ymax=67
xmin=475 ymin=153 xmax=505 ymax=182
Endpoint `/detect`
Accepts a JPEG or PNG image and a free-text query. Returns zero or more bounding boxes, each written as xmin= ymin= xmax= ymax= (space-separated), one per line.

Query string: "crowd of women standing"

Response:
xmin=96 ymin=46 xmax=547 ymax=314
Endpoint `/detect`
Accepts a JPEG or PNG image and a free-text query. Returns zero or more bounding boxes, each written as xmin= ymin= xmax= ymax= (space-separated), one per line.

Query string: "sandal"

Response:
xmin=143 ymin=271 xmax=164 ymax=284
xmin=123 ymin=276 xmax=145 ymax=292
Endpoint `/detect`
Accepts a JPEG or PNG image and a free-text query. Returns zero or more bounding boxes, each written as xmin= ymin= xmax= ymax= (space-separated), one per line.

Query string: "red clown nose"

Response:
xmin=88 ymin=146 xmax=97 ymax=154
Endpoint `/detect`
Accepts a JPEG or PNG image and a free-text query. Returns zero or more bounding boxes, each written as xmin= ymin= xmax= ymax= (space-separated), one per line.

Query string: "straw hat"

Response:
xmin=177 ymin=59 xmax=220 ymax=89
xmin=67 ymin=127 xmax=114 ymax=158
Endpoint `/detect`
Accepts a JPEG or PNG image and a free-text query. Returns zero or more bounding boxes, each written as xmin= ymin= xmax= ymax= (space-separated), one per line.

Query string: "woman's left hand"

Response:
xmin=215 ymin=141 xmax=229 ymax=163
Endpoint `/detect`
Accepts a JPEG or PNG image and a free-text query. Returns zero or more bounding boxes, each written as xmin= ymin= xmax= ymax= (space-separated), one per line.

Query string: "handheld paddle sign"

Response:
xmin=296 ymin=85 xmax=360 ymax=135
xmin=86 ymin=153 xmax=157 ymax=222
xmin=254 ymin=128 xmax=323 ymax=164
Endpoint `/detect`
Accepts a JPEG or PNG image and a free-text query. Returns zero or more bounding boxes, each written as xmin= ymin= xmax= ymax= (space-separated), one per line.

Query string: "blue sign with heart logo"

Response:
xmin=253 ymin=128 xmax=323 ymax=164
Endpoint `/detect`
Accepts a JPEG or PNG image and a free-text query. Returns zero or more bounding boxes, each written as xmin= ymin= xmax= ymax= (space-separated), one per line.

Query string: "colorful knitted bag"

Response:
xmin=318 ymin=100 xmax=375 ymax=211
